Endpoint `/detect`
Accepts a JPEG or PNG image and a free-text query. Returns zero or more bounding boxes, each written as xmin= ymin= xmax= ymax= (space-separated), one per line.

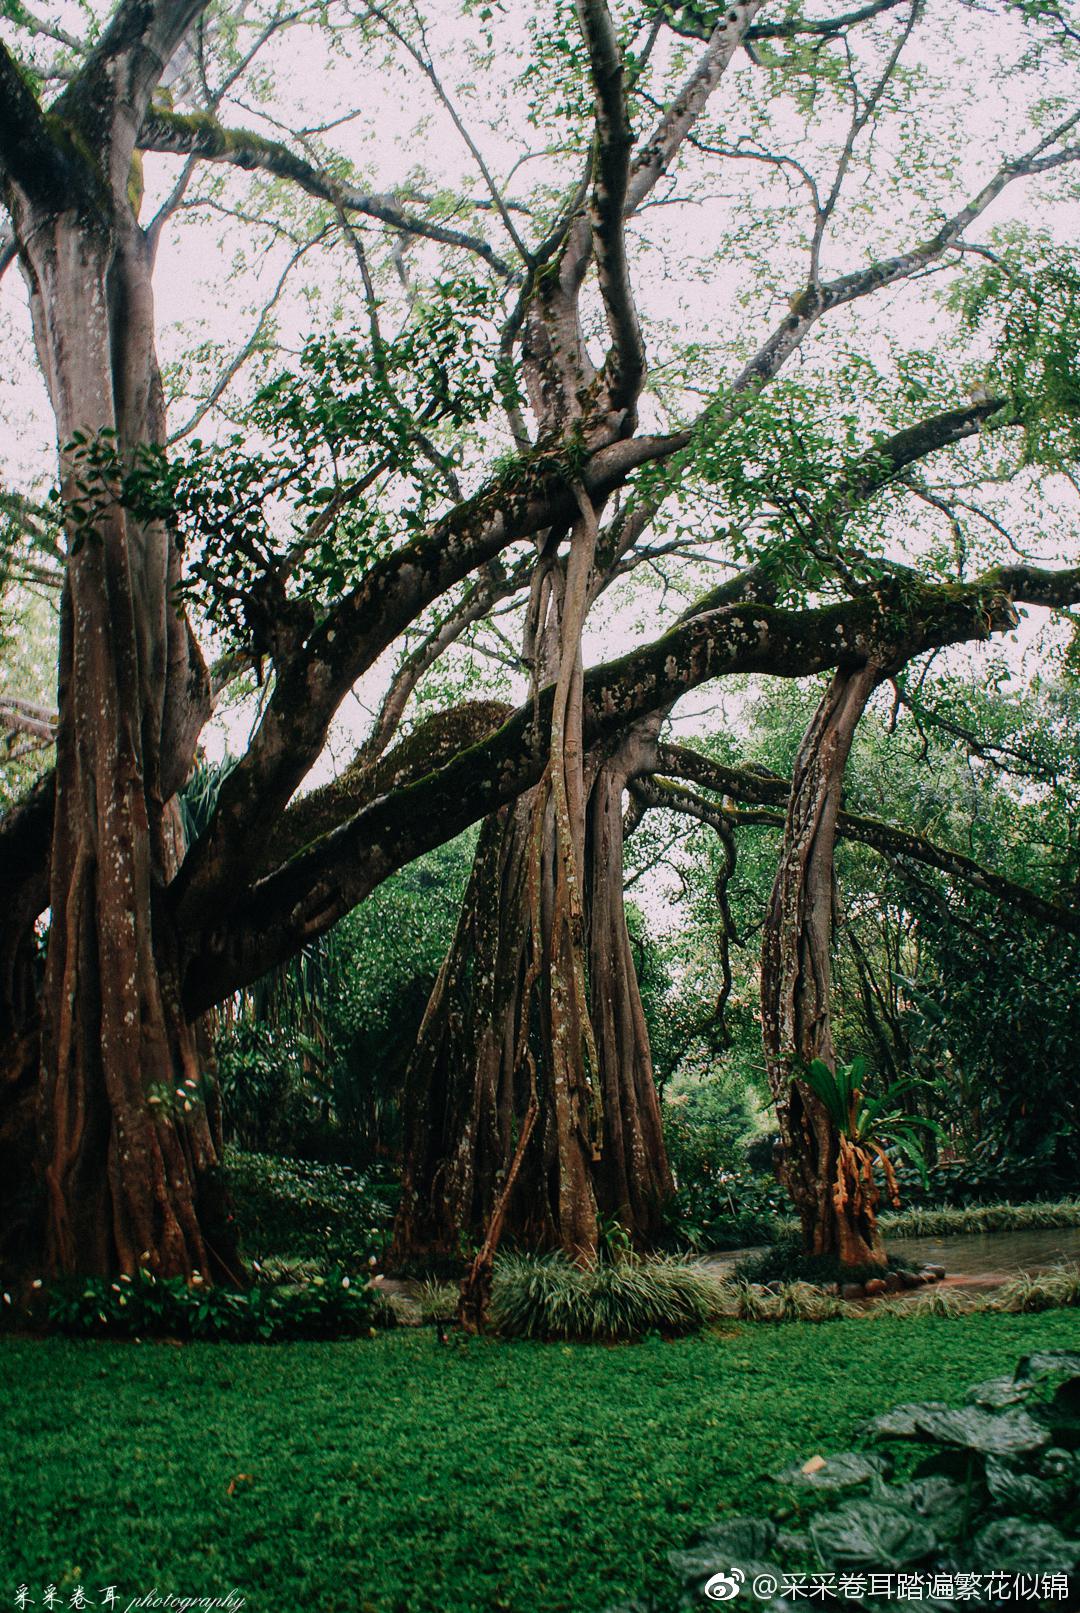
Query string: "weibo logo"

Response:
xmin=703 ymin=1568 xmax=745 ymax=1601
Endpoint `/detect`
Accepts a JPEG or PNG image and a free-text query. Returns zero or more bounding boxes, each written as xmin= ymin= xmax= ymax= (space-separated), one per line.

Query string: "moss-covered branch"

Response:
xmin=137 ymin=106 xmax=516 ymax=279
xmin=180 ymin=561 xmax=1079 ymax=1012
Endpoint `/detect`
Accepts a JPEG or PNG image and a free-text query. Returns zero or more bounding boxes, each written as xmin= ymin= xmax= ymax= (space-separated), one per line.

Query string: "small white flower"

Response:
xmin=31 ymin=1279 xmax=42 ymax=1289
xmin=2 ymin=1293 xmax=11 ymax=1304
xmin=341 ymin=1277 xmax=350 ymax=1288
xmin=368 ymin=1255 xmax=377 ymax=1267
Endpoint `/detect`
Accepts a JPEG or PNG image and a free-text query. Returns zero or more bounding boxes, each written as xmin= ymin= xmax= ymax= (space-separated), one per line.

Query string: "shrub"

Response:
xmin=224 ymin=1146 xmax=397 ymax=1269
xmin=215 ymin=1020 xmax=332 ymax=1157
xmin=894 ymin=1143 xmax=1080 ymax=1209
xmin=662 ymin=1167 xmax=793 ymax=1251
xmin=490 ymin=1253 xmax=725 ymax=1341
xmin=40 ymin=1265 xmax=385 ymax=1341
xmin=609 ymin=1349 xmax=1080 ymax=1610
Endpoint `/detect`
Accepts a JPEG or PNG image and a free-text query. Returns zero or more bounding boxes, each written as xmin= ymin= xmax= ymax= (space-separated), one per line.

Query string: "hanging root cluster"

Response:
xmin=457 ymin=483 xmax=606 ymax=1331
xmin=832 ymin=1131 xmax=899 ymax=1237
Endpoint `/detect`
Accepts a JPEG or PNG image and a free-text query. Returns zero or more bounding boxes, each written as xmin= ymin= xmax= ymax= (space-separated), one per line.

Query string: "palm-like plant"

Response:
xmin=801 ymin=1055 xmax=943 ymax=1218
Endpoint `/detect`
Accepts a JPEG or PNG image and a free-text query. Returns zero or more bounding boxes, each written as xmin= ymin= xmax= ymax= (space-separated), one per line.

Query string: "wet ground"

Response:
xmin=887 ymin=1225 xmax=1080 ymax=1293
xmin=704 ymin=1225 xmax=1080 ymax=1296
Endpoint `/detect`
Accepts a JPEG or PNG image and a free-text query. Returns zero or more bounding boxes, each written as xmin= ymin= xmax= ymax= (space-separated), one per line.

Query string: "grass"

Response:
xmin=491 ymin=1252 xmax=724 ymax=1339
xmin=994 ymin=1259 xmax=1080 ymax=1313
xmin=878 ymin=1196 xmax=1080 ymax=1239
xmin=3 ymin=1312 xmax=1079 ymax=1613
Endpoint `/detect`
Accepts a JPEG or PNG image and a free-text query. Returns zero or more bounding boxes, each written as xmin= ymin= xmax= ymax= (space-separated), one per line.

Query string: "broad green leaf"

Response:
xmin=775 ymin=1451 xmax=885 ymax=1491
xmin=810 ymin=1500 xmax=937 ymax=1568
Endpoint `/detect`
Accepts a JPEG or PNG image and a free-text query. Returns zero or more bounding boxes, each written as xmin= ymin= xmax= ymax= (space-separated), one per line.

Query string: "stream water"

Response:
xmin=706 ymin=1224 xmax=1080 ymax=1285
xmin=887 ymin=1225 xmax=1080 ymax=1279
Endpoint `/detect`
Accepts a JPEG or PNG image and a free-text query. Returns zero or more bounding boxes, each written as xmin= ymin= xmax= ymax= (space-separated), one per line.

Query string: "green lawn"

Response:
xmin=2 ymin=1311 xmax=1078 ymax=1613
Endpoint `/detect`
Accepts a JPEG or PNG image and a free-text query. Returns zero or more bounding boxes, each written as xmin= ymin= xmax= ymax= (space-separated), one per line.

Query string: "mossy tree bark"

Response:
xmin=0 ymin=6 xmax=231 ymax=1280
xmin=392 ymin=725 xmax=673 ymax=1268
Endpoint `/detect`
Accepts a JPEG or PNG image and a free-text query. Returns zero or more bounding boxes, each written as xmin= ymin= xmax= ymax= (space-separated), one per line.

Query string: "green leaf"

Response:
xmin=889 ymin=1476 xmax=967 ymax=1537
xmin=971 ymin=1519 xmax=1080 ymax=1575
xmin=870 ymin=1403 xmax=1049 ymax=1455
xmin=775 ymin=1451 xmax=885 ymax=1491
xmin=984 ymin=1458 xmax=1058 ymax=1515
xmin=810 ymin=1499 xmax=937 ymax=1568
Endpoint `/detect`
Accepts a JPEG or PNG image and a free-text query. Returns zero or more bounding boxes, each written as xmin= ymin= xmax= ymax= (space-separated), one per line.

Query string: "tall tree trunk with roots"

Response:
xmin=31 ymin=215 xmax=226 ymax=1280
xmin=760 ymin=661 xmax=887 ymax=1270
xmin=1 ymin=24 xmax=232 ymax=1279
xmin=391 ymin=711 xmax=673 ymax=1277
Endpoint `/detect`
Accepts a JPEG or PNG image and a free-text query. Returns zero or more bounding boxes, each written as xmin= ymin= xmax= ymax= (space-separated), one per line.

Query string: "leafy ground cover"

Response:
xmin=2 ymin=1313 xmax=1078 ymax=1612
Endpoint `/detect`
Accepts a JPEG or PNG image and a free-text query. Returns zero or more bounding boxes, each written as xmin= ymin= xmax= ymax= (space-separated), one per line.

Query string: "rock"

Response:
xmin=841 ymin=1283 xmax=865 ymax=1301
xmin=899 ymin=1270 xmax=922 ymax=1290
xmin=864 ymin=1278 xmax=888 ymax=1297
xmin=922 ymin=1264 xmax=945 ymax=1281
xmin=884 ymin=1272 xmax=902 ymax=1293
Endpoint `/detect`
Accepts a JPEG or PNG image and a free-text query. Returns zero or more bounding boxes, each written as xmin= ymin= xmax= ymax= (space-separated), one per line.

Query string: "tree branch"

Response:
xmin=626 ymin=1 xmax=764 ymax=213
xmin=647 ymin=745 xmax=1080 ymax=936
xmin=180 ymin=560 xmax=1075 ymax=1009
xmin=0 ymin=41 xmax=71 ymax=206
xmin=576 ymin=0 xmax=645 ymax=415
xmin=136 ymin=107 xmax=516 ymax=279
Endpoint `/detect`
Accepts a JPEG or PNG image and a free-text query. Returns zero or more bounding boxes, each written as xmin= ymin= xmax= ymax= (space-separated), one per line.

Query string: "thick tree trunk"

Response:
xmin=586 ymin=731 xmax=673 ymax=1240
xmin=12 ymin=208 xmax=225 ymax=1281
xmin=392 ymin=731 xmax=673 ymax=1266
xmin=391 ymin=790 xmax=599 ymax=1263
xmin=760 ymin=662 xmax=886 ymax=1269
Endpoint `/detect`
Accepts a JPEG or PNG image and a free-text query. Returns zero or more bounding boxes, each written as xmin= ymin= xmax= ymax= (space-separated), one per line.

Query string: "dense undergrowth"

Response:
xmin=224 ymin=1148 xmax=1080 ymax=1275
xmin=224 ymin=1145 xmax=397 ymax=1268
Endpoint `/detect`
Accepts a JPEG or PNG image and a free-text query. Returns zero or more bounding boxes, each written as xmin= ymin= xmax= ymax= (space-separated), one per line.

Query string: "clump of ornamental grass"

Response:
xmin=775 ymin=1280 xmax=848 ymax=1322
xmin=992 ymin=1261 xmax=1080 ymax=1314
xmin=489 ymin=1252 xmax=725 ymax=1341
xmin=720 ymin=1278 xmax=848 ymax=1323
xmin=879 ymin=1198 xmax=1080 ymax=1239
xmin=415 ymin=1278 xmax=460 ymax=1325
xmin=902 ymin=1286 xmax=979 ymax=1318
